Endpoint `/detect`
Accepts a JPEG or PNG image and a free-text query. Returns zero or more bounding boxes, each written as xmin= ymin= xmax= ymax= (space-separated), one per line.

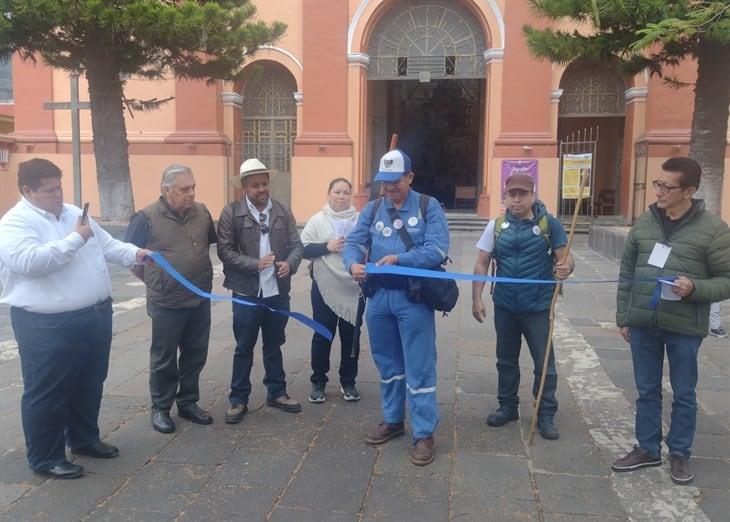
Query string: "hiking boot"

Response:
xmin=308 ymin=383 xmax=326 ymax=403
xmin=363 ymin=422 xmax=405 ymax=446
xmin=411 ymin=437 xmax=435 ymax=466
xmin=486 ymin=407 xmax=519 ymax=427
xmin=537 ymin=417 xmax=559 ymax=440
xmin=669 ymin=455 xmax=693 ymax=485
xmin=611 ymin=445 xmax=661 ymax=472
xmin=225 ymin=404 xmax=248 ymax=425
xmin=266 ymin=394 xmax=302 ymax=413
xmin=341 ymin=384 xmax=361 ymax=402
xmin=710 ymin=326 xmax=727 ymax=338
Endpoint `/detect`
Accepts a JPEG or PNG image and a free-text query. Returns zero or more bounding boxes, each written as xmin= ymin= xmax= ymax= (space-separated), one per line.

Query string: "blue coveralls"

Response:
xmin=343 ymin=190 xmax=449 ymax=440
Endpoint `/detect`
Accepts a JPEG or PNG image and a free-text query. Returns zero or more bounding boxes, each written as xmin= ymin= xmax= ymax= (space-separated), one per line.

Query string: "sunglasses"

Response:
xmin=259 ymin=212 xmax=269 ymax=235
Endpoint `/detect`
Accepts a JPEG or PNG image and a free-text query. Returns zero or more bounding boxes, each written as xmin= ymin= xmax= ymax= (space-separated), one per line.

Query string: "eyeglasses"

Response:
xmin=652 ymin=180 xmax=683 ymax=194
xmin=259 ymin=212 xmax=269 ymax=235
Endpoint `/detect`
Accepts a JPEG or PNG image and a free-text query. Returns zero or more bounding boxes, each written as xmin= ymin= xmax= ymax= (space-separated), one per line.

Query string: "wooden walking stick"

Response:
xmin=528 ymin=169 xmax=591 ymax=445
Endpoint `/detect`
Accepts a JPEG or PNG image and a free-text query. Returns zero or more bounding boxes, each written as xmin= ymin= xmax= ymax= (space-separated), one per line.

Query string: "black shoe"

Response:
xmin=308 ymin=383 xmax=326 ymax=403
xmin=35 ymin=461 xmax=84 ymax=479
xmin=71 ymin=441 xmax=119 ymax=459
xmin=151 ymin=409 xmax=176 ymax=434
xmin=178 ymin=404 xmax=213 ymax=425
xmin=486 ymin=407 xmax=519 ymax=427
xmin=537 ymin=418 xmax=560 ymax=440
xmin=341 ymin=384 xmax=361 ymax=402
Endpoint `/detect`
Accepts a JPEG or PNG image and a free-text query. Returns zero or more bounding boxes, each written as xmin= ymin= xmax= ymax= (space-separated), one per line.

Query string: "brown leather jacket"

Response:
xmin=216 ymin=198 xmax=303 ymax=297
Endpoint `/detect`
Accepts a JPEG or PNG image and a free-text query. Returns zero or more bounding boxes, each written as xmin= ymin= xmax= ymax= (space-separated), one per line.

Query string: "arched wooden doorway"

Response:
xmin=558 ymin=62 xmax=626 ymax=217
xmin=367 ymin=0 xmax=487 ymax=211
xmin=241 ymin=62 xmax=297 ymax=206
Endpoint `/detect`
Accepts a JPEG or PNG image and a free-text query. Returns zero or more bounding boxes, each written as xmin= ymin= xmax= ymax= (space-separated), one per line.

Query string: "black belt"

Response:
xmin=372 ymin=274 xmax=409 ymax=291
xmin=13 ymin=297 xmax=113 ymax=318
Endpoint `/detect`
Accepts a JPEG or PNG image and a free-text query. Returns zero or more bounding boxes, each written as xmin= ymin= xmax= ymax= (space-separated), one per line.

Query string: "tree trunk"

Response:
xmin=85 ymin=37 xmax=135 ymax=221
xmin=690 ymin=40 xmax=730 ymax=217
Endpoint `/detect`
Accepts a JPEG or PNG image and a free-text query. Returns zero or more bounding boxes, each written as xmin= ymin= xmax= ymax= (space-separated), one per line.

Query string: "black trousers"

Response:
xmin=147 ymin=300 xmax=211 ymax=411
xmin=11 ymin=300 xmax=112 ymax=471
xmin=310 ymin=281 xmax=359 ymax=386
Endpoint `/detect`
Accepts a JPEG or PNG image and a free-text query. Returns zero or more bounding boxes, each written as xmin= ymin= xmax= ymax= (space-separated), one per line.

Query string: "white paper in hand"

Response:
xmin=660 ymin=279 xmax=681 ymax=301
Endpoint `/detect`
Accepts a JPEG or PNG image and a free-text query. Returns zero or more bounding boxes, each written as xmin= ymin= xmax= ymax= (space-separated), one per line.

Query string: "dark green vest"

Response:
xmin=142 ymin=200 xmax=213 ymax=308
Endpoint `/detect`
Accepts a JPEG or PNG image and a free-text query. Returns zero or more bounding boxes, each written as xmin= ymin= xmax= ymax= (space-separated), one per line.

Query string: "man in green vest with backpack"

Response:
xmin=472 ymin=173 xmax=574 ymax=440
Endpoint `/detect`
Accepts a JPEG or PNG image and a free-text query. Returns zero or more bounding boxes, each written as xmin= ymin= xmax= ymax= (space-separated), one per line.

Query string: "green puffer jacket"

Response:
xmin=616 ymin=200 xmax=730 ymax=338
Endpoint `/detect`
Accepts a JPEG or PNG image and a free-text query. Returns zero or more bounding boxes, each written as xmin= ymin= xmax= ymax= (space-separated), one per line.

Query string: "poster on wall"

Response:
xmin=561 ymin=153 xmax=593 ymax=199
xmin=501 ymin=159 xmax=538 ymax=199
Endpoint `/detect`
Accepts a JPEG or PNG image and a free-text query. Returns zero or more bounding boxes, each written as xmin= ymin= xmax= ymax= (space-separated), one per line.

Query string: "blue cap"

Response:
xmin=374 ymin=149 xmax=412 ymax=183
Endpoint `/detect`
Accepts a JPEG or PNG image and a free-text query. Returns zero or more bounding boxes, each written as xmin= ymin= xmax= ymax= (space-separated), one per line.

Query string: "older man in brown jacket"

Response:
xmin=217 ymin=159 xmax=304 ymax=424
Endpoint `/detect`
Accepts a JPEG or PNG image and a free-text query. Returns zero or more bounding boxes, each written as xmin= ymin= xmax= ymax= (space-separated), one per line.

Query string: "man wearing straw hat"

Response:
xmin=217 ymin=159 xmax=304 ymax=424
xmin=472 ymin=173 xmax=574 ymax=440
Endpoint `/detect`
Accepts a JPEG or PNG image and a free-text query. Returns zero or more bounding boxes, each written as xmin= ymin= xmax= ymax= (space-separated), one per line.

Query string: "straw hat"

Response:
xmin=229 ymin=158 xmax=277 ymax=186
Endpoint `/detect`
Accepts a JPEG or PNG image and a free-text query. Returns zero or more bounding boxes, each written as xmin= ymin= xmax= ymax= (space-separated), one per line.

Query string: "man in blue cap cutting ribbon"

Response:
xmin=344 ymin=149 xmax=450 ymax=466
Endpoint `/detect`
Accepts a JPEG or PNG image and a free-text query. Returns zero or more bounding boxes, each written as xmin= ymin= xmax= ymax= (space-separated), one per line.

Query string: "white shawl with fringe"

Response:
xmin=300 ymin=204 xmax=361 ymax=325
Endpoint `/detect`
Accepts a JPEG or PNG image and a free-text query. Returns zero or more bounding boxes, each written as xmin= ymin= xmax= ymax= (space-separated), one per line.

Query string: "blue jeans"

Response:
xmin=366 ymin=288 xmax=438 ymax=441
xmin=229 ymin=294 xmax=289 ymax=406
xmin=494 ymin=306 xmax=557 ymax=418
xmin=10 ymin=300 xmax=113 ymax=472
xmin=630 ymin=327 xmax=702 ymax=458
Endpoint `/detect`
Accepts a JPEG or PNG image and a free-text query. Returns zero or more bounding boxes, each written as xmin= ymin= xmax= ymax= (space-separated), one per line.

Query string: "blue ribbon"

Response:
xmin=366 ymin=263 xmax=621 ymax=285
xmin=366 ymin=264 xmax=677 ymax=309
xmin=149 ymin=252 xmax=333 ymax=341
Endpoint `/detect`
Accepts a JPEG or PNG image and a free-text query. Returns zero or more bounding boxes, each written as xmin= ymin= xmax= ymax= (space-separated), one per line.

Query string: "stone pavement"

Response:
xmin=0 ymin=234 xmax=728 ymax=521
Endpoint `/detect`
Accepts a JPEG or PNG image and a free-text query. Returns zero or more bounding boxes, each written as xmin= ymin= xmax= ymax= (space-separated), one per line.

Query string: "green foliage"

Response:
xmin=524 ymin=0 xmax=730 ymax=78
xmin=0 ymin=0 xmax=286 ymax=83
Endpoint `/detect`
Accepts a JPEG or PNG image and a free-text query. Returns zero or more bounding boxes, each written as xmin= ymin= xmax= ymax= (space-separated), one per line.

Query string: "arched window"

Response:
xmin=559 ymin=63 xmax=625 ymax=117
xmin=242 ymin=63 xmax=297 ymax=204
xmin=368 ymin=0 xmax=487 ymax=80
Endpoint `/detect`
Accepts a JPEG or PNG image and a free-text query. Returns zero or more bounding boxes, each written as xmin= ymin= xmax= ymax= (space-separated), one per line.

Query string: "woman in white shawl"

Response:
xmin=301 ymin=178 xmax=362 ymax=403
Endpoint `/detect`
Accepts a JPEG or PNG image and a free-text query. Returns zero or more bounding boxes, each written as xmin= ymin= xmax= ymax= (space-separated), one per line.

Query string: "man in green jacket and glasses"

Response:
xmin=611 ymin=157 xmax=730 ymax=486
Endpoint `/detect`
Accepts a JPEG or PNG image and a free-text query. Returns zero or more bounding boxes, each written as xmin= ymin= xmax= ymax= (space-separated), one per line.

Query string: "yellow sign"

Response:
xmin=561 ymin=153 xmax=592 ymax=199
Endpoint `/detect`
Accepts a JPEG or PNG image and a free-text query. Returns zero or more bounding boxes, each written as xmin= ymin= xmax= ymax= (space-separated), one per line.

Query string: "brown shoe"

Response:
xmin=669 ymin=455 xmax=693 ymax=485
xmin=410 ymin=437 xmax=434 ymax=466
xmin=266 ymin=394 xmax=302 ymax=413
xmin=363 ymin=422 xmax=405 ymax=446
xmin=611 ymin=445 xmax=661 ymax=472
xmin=225 ymin=404 xmax=248 ymax=424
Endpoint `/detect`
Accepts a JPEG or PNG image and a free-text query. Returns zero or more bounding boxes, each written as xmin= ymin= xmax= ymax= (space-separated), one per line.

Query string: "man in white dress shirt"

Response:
xmin=0 ymin=159 xmax=151 ymax=479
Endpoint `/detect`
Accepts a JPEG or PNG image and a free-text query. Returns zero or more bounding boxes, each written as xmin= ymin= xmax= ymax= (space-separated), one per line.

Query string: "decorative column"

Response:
xmin=221 ymin=90 xmax=242 ymax=203
xmin=347 ymin=52 xmax=370 ymax=210
xmin=478 ymin=48 xmax=505 ymax=216
xmin=623 ymin=87 xmax=648 ymax=220
xmin=291 ymin=0 xmax=353 ymax=222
